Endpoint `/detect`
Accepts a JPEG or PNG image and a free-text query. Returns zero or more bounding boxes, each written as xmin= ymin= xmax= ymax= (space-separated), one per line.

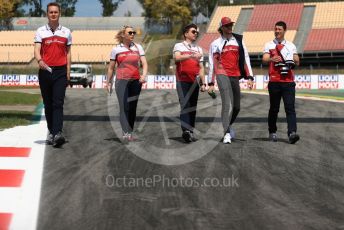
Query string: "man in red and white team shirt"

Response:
xmin=106 ymin=25 xmax=148 ymax=142
xmin=208 ymin=17 xmax=253 ymax=144
xmin=173 ymin=23 xmax=205 ymax=143
xmin=262 ymin=21 xmax=300 ymax=144
xmin=34 ymin=2 xmax=72 ymax=148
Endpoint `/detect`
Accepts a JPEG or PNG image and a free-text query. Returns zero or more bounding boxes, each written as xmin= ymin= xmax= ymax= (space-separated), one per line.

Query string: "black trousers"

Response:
xmin=38 ymin=66 xmax=67 ymax=136
xmin=176 ymin=81 xmax=199 ymax=132
xmin=115 ymin=79 xmax=142 ymax=133
xmin=268 ymin=82 xmax=297 ymax=135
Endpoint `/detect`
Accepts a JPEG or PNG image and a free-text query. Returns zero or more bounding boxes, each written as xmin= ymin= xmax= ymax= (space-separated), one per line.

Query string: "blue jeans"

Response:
xmin=268 ymin=82 xmax=297 ymax=135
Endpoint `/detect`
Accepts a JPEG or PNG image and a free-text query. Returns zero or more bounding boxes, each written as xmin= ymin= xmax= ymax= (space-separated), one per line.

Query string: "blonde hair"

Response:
xmin=115 ymin=25 xmax=133 ymax=44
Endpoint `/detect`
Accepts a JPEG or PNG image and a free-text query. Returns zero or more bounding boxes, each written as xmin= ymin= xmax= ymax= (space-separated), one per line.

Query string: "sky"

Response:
xmin=33 ymin=0 xmax=143 ymax=17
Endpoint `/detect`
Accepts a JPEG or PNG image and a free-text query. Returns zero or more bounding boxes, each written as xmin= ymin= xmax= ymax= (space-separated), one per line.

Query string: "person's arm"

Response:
xmin=174 ymin=51 xmax=202 ymax=62
xmin=199 ymin=63 xmax=206 ymax=92
xmin=242 ymin=41 xmax=253 ymax=77
xmin=139 ymin=55 xmax=148 ymax=83
xmin=66 ymin=46 xmax=71 ymax=82
xmin=262 ymin=53 xmax=271 ymax=64
xmin=293 ymin=54 xmax=300 ymax=66
xmin=106 ymin=60 xmax=116 ymax=94
xmin=262 ymin=41 xmax=282 ymax=64
xmin=242 ymin=40 xmax=254 ymax=90
xmin=207 ymin=43 xmax=215 ymax=86
xmin=34 ymin=43 xmax=49 ymax=70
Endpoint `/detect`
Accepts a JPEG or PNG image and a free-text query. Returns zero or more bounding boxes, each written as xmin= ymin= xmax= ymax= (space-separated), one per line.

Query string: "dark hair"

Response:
xmin=183 ymin=23 xmax=198 ymax=38
xmin=47 ymin=2 xmax=61 ymax=12
xmin=275 ymin=21 xmax=287 ymax=30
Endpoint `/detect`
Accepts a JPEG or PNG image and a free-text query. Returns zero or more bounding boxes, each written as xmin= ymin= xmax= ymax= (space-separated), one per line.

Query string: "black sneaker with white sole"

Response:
xmin=288 ymin=132 xmax=300 ymax=144
xmin=52 ymin=132 xmax=66 ymax=147
xmin=46 ymin=133 xmax=54 ymax=145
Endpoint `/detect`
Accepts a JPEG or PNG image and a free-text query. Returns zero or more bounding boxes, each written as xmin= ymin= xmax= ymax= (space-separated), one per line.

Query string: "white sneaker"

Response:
xmin=229 ymin=127 xmax=235 ymax=139
xmin=223 ymin=133 xmax=232 ymax=144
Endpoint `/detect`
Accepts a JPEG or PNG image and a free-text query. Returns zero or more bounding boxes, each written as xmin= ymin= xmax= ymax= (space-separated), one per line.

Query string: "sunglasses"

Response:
xmin=128 ymin=31 xmax=136 ymax=35
xmin=190 ymin=30 xmax=199 ymax=35
xmin=223 ymin=24 xmax=233 ymax=28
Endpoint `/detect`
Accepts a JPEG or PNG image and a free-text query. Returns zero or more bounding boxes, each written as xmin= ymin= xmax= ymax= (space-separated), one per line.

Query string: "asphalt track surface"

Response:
xmin=37 ymin=89 xmax=344 ymax=230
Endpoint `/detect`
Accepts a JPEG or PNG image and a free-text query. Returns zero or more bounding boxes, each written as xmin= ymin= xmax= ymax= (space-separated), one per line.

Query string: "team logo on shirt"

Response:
xmin=45 ymin=38 xmax=65 ymax=45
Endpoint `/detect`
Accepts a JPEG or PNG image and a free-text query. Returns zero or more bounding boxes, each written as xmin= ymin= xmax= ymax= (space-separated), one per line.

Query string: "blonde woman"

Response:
xmin=106 ymin=25 xmax=148 ymax=141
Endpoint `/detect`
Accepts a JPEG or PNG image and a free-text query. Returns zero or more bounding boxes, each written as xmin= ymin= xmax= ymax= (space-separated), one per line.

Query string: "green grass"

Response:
xmin=246 ymin=89 xmax=344 ymax=100
xmin=0 ymin=111 xmax=35 ymax=130
xmin=0 ymin=66 xmax=38 ymax=75
xmin=0 ymin=90 xmax=42 ymax=129
xmin=296 ymin=89 xmax=344 ymax=100
xmin=0 ymin=91 xmax=41 ymax=105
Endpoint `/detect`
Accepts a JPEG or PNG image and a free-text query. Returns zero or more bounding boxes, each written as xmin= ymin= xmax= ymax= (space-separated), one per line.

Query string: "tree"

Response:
xmin=0 ymin=0 xmax=21 ymax=30
xmin=99 ymin=0 xmax=124 ymax=17
xmin=191 ymin=0 xmax=217 ymax=19
xmin=56 ymin=0 xmax=78 ymax=16
xmin=23 ymin=0 xmax=43 ymax=17
xmin=143 ymin=0 xmax=192 ymax=24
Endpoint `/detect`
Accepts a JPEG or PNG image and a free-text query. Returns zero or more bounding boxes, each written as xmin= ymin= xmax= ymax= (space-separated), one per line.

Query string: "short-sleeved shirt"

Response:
xmin=110 ymin=43 xmax=145 ymax=80
xmin=173 ymin=41 xmax=203 ymax=82
xmin=34 ymin=24 xmax=72 ymax=66
xmin=263 ymin=39 xmax=297 ymax=82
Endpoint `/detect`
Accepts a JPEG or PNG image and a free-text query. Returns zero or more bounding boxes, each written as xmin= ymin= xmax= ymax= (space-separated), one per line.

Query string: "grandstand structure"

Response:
xmin=0 ymin=17 xmax=145 ymax=64
xmin=198 ymin=1 xmax=344 ymax=66
xmin=2 ymin=2 xmax=344 ymax=67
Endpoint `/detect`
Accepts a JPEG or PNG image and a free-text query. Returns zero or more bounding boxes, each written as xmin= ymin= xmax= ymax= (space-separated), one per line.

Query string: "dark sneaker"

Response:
xmin=52 ymin=132 xmax=66 ymax=147
xmin=46 ymin=133 xmax=54 ymax=145
xmin=288 ymin=132 xmax=300 ymax=144
xmin=269 ymin=133 xmax=278 ymax=142
xmin=190 ymin=132 xmax=197 ymax=142
xmin=182 ymin=130 xmax=192 ymax=143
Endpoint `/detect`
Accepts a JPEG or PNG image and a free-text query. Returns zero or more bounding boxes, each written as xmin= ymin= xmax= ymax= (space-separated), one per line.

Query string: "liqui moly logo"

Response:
xmin=154 ymin=75 xmax=175 ymax=89
xmin=1 ymin=75 xmax=20 ymax=86
xmin=26 ymin=75 xmax=39 ymax=86
xmin=239 ymin=78 xmax=256 ymax=90
xmin=295 ymin=75 xmax=311 ymax=89
xmin=318 ymin=75 xmax=339 ymax=89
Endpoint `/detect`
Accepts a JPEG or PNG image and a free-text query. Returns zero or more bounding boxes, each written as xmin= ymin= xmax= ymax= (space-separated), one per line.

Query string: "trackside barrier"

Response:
xmin=1 ymin=74 xmax=344 ymax=90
